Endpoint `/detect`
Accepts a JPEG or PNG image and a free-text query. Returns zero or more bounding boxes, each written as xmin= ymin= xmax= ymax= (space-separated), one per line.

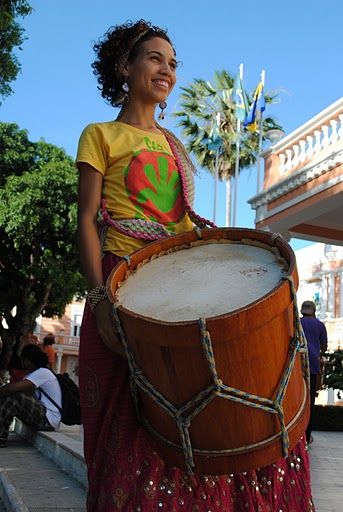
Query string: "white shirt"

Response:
xmin=25 ymin=368 xmax=62 ymax=428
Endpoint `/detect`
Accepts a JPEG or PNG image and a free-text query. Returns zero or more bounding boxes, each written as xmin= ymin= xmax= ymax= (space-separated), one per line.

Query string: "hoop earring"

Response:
xmin=158 ymin=101 xmax=167 ymax=121
xmin=122 ymin=82 xmax=129 ymax=93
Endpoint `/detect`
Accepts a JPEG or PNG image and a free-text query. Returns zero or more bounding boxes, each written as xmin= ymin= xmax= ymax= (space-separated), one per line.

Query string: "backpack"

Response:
xmin=40 ymin=371 xmax=82 ymax=426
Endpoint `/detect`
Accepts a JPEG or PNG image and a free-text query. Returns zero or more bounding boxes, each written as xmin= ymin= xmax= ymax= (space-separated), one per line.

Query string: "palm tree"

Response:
xmin=174 ymin=70 xmax=282 ymax=226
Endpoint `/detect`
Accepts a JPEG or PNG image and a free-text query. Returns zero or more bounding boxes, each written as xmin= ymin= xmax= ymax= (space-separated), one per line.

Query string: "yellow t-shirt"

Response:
xmin=76 ymin=121 xmax=194 ymax=256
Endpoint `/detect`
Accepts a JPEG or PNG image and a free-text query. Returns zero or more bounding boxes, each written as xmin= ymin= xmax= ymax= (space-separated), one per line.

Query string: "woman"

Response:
xmin=77 ymin=20 xmax=314 ymax=511
xmin=0 ymin=344 xmax=61 ymax=447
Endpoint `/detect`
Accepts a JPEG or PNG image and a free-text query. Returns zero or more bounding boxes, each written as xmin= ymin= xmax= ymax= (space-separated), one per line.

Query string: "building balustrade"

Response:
xmin=266 ymin=98 xmax=343 ymax=180
xmin=37 ymin=333 xmax=80 ymax=350
xmin=278 ymin=116 xmax=343 ymax=175
xmin=249 ymin=98 xmax=343 ymax=246
xmin=253 ymin=97 xmax=343 ymax=198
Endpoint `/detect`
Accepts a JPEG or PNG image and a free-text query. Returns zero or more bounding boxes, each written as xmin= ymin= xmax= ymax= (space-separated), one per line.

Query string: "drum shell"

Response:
xmin=107 ymin=228 xmax=309 ymax=474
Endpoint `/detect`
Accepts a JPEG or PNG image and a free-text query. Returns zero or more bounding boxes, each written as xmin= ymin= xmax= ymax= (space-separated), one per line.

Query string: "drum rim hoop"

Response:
xmin=106 ymin=228 xmax=297 ymax=329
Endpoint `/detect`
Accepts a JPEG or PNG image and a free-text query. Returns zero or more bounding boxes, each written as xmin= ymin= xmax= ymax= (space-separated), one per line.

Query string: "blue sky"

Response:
xmin=1 ymin=0 xmax=342 ymax=250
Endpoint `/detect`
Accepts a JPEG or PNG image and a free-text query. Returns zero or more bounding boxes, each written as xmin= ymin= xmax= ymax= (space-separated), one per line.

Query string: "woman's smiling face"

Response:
xmin=125 ymin=37 xmax=177 ymax=106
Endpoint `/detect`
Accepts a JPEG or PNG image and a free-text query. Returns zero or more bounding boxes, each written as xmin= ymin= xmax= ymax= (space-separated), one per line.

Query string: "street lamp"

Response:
xmin=266 ymin=129 xmax=285 ymax=145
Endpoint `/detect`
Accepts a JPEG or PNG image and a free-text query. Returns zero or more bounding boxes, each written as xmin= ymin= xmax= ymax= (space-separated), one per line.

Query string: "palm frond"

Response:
xmin=174 ymin=69 xmax=283 ymax=179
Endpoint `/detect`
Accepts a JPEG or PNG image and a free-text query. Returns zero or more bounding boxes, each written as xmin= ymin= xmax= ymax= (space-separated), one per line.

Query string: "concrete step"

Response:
xmin=0 ymin=432 xmax=86 ymax=512
xmin=0 ymin=497 xmax=6 ymax=512
xmin=13 ymin=420 xmax=87 ymax=489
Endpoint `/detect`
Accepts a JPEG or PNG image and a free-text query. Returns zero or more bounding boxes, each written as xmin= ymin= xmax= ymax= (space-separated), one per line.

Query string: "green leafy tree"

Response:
xmin=0 ymin=123 xmax=85 ymax=372
xmin=174 ymin=70 xmax=282 ymax=223
xmin=323 ymin=350 xmax=343 ymax=398
xmin=0 ymin=0 xmax=32 ymax=101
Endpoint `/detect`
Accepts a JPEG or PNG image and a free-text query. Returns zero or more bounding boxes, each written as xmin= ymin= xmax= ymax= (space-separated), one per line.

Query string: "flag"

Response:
xmin=243 ymin=81 xmax=266 ymax=132
xmin=233 ymin=75 xmax=249 ymax=122
xmin=206 ymin=121 xmax=221 ymax=151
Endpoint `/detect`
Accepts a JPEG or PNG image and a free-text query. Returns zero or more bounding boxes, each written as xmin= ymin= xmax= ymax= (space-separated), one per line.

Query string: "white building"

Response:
xmin=295 ymin=242 xmax=343 ymax=403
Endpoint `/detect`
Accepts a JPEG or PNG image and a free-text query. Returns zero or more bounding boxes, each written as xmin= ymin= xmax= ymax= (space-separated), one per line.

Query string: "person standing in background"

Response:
xmin=41 ymin=333 xmax=56 ymax=370
xmin=300 ymin=300 xmax=328 ymax=444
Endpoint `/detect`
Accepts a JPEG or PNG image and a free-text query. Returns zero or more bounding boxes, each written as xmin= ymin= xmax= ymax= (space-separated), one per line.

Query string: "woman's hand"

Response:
xmin=94 ymin=299 xmax=125 ymax=357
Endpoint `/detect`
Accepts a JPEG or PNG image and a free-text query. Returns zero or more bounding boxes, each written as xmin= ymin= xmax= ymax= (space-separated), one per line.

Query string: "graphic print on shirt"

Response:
xmin=124 ymin=149 xmax=184 ymax=226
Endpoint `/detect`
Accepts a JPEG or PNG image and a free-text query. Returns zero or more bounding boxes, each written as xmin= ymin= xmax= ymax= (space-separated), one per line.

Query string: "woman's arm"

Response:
xmin=77 ymin=163 xmax=124 ymax=357
xmin=77 ymin=162 xmax=104 ymax=288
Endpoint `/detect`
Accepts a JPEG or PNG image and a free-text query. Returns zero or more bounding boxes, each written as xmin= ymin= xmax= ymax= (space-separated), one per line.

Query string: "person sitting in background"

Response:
xmin=41 ymin=333 xmax=56 ymax=369
xmin=0 ymin=344 xmax=61 ymax=447
xmin=300 ymin=300 xmax=328 ymax=444
xmin=9 ymin=333 xmax=40 ymax=383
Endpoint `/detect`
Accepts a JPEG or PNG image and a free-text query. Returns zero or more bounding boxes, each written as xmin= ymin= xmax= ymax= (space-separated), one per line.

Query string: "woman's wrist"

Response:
xmin=87 ymin=285 xmax=108 ymax=312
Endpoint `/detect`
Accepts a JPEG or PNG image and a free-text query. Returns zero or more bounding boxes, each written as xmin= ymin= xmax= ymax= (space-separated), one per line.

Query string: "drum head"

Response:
xmin=116 ymin=242 xmax=287 ymax=322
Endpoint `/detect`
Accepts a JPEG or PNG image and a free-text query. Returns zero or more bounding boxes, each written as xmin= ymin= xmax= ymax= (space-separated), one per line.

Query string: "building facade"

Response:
xmin=249 ymin=98 xmax=343 ymax=246
xmin=296 ymin=243 xmax=343 ymax=404
xmin=296 ymin=243 xmax=343 ymax=351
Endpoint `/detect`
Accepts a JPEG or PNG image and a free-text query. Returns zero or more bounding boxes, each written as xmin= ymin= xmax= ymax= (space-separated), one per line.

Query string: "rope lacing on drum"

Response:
xmin=111 ymin=273 xmax=309 ymax=475
xmin=283 ymin=275 xmax=310 ymax=380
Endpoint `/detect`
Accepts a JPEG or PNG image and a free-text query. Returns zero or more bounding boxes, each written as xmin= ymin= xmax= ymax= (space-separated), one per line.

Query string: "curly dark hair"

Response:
xmin=21 ymin=344 xmax=49 ymax=369
xmin=92 ymin=19 xmax=175 ymax=107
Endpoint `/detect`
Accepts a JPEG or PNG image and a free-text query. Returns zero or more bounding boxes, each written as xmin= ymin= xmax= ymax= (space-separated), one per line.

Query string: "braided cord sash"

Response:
xmin=98 ymin=202 xmax=171 ymax=242
xmin=111 ymin=262 xmax=309 ymax=474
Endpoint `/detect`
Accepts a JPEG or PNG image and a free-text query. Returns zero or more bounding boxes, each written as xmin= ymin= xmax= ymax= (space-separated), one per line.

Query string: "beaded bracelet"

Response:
xmin=87 ymin=285 xmax=108 ymax=312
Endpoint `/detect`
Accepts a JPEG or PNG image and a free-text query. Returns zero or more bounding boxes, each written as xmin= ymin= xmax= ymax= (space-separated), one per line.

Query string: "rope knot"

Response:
xmin=177 ymin=417 xmax=191 ymax=429
xmin=122 ymin=254 xmax=131 ymax=267
xmin=271 ymin=233 xmax=283 ymax=245
xmin=214 ymin=379 xmax=223 ymax=393
xmin=194 ymin=226 xmax=202 ymax=239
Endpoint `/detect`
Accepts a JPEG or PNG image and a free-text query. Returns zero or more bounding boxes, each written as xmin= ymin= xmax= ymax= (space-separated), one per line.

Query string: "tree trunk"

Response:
xmin=225 ymin=177 xmax=231 ymax=227
xmin=212 ymin=151 xmax=220 ymax=224
xmin=0 ymin=281 xmax=52 ymax=372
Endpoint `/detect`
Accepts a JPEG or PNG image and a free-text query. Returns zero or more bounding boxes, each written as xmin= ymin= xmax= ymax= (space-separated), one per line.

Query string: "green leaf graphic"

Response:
xmin=136 ymin=156 xmax=181 ymax=213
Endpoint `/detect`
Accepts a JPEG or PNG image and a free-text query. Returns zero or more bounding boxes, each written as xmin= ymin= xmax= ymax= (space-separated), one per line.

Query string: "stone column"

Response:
xmin=327 ymin=272 xmax=335 ymax=318
xmin=55 ymin=348 xmax=63 ymax=374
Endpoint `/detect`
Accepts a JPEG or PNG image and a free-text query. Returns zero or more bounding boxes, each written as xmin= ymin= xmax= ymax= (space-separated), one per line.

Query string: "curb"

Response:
xmin=0 ymin=472 xmax=29 ymax=512
xmin=14 ymin=420 xmax=87 ymax=488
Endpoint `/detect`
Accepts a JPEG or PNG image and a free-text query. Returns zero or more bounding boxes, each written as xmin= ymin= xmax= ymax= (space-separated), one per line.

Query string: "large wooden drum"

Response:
xmin=107 ymin=228 xmax=309 ymax=475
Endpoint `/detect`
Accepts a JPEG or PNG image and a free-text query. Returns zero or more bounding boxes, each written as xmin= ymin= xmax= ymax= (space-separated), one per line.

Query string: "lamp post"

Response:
xmin=266 ymin=129 xmax=285 ymax=145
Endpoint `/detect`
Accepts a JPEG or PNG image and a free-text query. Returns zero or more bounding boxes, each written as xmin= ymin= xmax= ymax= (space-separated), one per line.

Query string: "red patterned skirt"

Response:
xmin=79 ymin=253 xmax=315 ymax=512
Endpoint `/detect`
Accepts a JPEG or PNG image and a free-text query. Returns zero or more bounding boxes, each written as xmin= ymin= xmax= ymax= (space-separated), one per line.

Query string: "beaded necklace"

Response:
xmin=98 ymin=125 xmax=216 ymax=242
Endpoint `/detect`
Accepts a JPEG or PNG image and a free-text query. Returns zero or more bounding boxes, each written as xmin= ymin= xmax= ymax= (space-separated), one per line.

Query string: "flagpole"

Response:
xmin=256 ymin=69 xmax=265 ymax=194
xmin=213 ymin=150 xmax=219 ymax=223
xmin=232 ymin=63 xmax=243 ymax=227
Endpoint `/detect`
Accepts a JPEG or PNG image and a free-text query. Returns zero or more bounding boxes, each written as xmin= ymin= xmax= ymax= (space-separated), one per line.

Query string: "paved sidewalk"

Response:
xmin=309 ymin=431 xmax=343 ymax=512
xmin=0 ymin=432 xmax=86 ymax=511
xmin=1 ymin=426 xmax=342 ymax=511
xmin=55 ymin=427 xmax=343 ymax=511
xmin=27 ymin=428 xmax=343 ymax=511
